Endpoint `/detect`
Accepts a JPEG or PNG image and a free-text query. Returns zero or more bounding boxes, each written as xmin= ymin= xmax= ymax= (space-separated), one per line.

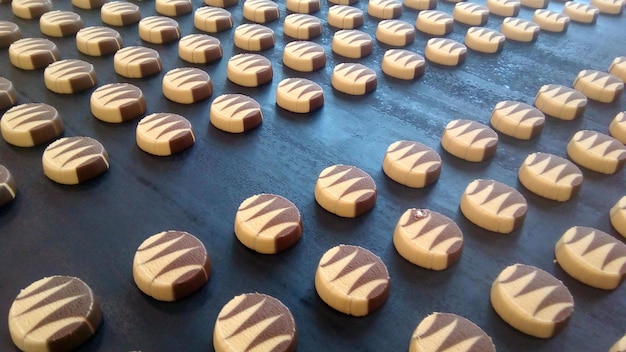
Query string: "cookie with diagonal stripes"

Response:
xmin=44 ymin=59 xmax=96 ymax=94
xmin=416 ymin=10 xmax=453 ymax=35
xmin=136 ymin=113 xmax=195 ymax=156
xmin=381 ymin=49 xmax=425 ymax=80
xmin=332 ymin=29 xmax=372 ymax=59
xmin=464 ymin=27 xmax=505 ymax=54
xmin=284 ymin=13 xmax=322 ymax=40
xmin=376 ymin=19 xmax=415 ymax=46
xmin=566 ymin=130 xmax=626 ymax=174
xmin=210 ymin=94 xmax=263 ymax=133
xmin=282 ymin=40 xmax=326 ymax=72
xmin=382 ymin=140 xmax=440 ymax=187
xmin=611 ymin=196 xmax=626 ymax=238
xmin=486 ymin=0 xmax=520 ymax=16
xmin=424 ymin=38 xmax=466 ymax=66
xmin=42 ymin=136 xmax=109 ymax=184
xmin=227 ymin=53 xmax=273 ymax=87
xmin=76 ymin=26 xmax=123 ymax=56
xmin=609 ymin=111 xmax=626 ymax=144
xmin=0 ymin=165 xmax=17 ymax=206
xmin=327 ymin=5 xmax=363 ymax=29
xmin=367 ymin=0 xmax=402 ymax=19
xmin=0 ymin=76 xmax=17 ymax=110
xmin=453 ymin=2 xmax=489 ymax=26
xmin=609 ymin=56 xmax=626 ymax=82
xmin=9 ymin=38 xmax=59 ymax=70
xmin=101 ymin=1 xmax=141 ymax=26
xmin=138 ymin=16 xmax=180 ymax=44
xmin=276 ymin=77 xmax=324 ymax=113
xmin=39 ymin=10 xmax=83 ymax=37
xmin=490 ymin=101 xmax=545 ymax=139
xmin=534 ymin=84 xmax=587 ymax=120
xmin=178 ymin=34 xmax=223 ymax=64
xmin=441 ymin=119 xmax=498 ymax=162
xmin=194 ymin=6 xmax=233 ymax=32
xmin=315 ymin=245 xmax=390 ymax=316
xmin=332 ymin=62 xmax=377 ymax=95
xmin=409 ymin=313 xmax=495 ymax=352
xmin=233 ymin=24 xmax=274 ymax=51
xmin=518 ymin=152 xmax=583 ymax=201
xmin=573 ymin=69 xmax=624 ymax=103
xmin=162 ymin=67 xmax=213 ymax=104
xmin=314 ymin=164 xmax=376 ymax=217
xmin=114 ymin=46 xmax=162 ymax=78
xmin=1 ymin=103 xmax=63 ymax=146
xmin=0 ymin=21 xmax=22 ymax=48
xmin=563 ymin=1 xmax=599 ymax=23
xmin=501 ymin=17 xmax=540 ymax=42
xmin=533 ymin=9 xmax=570 ymax=33
xmin=91 ymin=83 xmax=146 ymax=123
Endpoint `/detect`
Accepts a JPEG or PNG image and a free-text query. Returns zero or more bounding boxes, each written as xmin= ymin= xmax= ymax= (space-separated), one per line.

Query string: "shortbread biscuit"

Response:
xmin=12 ymin=0 xmax=52 ymax=19
xmin=9 ymin=38 xmax=59 ymax=70
xmin=234 ymin=24 xmax=274 ymax=51
xmin=534 ymin=84 xmax=587 ymax=120
xmin=409 ymin=313 xmax=495 ymax=352
xmin=404 ymin=0 xmax=436 ymax=10
xmin=328 ymin=0 xmax=358 ymax=5
xmin=609 ymin=111 xmax=626 ymax=144
xmin=136 ymin=113 xmax=195 ymax=156
xmin=520 ymin=0 xmax=547 ymax=8
xmin=368 ymin=0 xmax=403 ymax=19
xmin=609 ymin=56 xmax=626 ymax=82
xmin=276 ymin=78 xmax=324 ymax=113
xmin=566 ymin=130 xmax=626 ymax=174
xmin=178 ymin=34 xmax=223 ymax=64
xmin=283 ymin=40 xmax=326 ymax=72
xmin=1 ymin=103 xmax=63 ymax=147
xmin=0 ymin=21 xmax=22 ymax=48
xmin=327 ymin=5 xmax=364 ymax=29
xmin=332 ymin=29 xmax=373 ymax=59
xmin=138 ymin=16 xmax=180 ymax=44
xmin=453 ymin=2 xmax=489 ymax=26
xmin=243 ymin=0 xmax=280 ymax=23
xmin=533 ymin=9 xmax=570 ymax=33
xmin=114 ymin=46 xmax=162 ymax=78
xmin=590 ymin=0 xmax=624 ymax=14
xmin=416 ymin=10 xmax=453 ymax=36
xmin=90 ymin=83 xmax=146 ymax=123
xmin=42 ymin=136 xmax=109 ymax=184
xmin=72 ymin=0 xmax=106 ymax=9
xmin=441 ymin=119 xmax=498 ymax=162
xmin=465 ymin=27 xmax=506 ymax=54
xmin=424 ymin=38 xmax=466 ymax=66
xmin=490 ymin=101 xmax=545 ymax=139
xmin=563 ymin=1 xmax=599 ymax=23
xmin=0 ymin=165 xmax=17 ymax=206
xmin=76 ymin=26 xmax=123 ymax=56
xmin=101 ymin=1 xmax=141 ymax=26
xmin=331 ymin=63 xmax=377 ymax=95
xmin=315 ymin=164 xmax=376 ymax=217
xmin=39 ymin=10 xmax=83 ymax=37
xmin=227 ymin=53 xmax=273 ymax=87
xmin=376 ymin=19 xmax=415 ymax=46
xmin=611 ymin=196 xmax=626 ymax=238
xmin=44 ymin=59 xmax=96 ymax=94
xmin=155 ymin=0 xmax=192 ymax=16
xmin=286 ymin=0 xmax=321 ymax=13
xmin=501 ymin=17 xmax=540 ymax=42
xmin=204 ymin=0 xmax=238 ymax=7
xmin=381 ymin=49 xmax=425 ymax=80
xmin=162 ymin=67 xmax=213 ymax=104
xmin=283 ymin=13 xmax=322 ymax=40
xmin=486 ymin=0 xmax=520 ymax=16
xmin=382 ymin=140 xmax=440 ymax=187
xmin=210 ymin=94 xmax=263 ymax=133
xmin=573 ymin=69 xmax=624 ymax=103
xmin=194 ymin=6 xmax=233 ymax=32
xmin=518 ymin=152 xmax=583 ymax=201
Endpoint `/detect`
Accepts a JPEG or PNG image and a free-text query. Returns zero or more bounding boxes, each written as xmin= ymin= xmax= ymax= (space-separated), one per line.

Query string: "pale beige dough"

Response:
xmin=566 ymin=130 xmax=626 ymax=174
xmin=424 ymin=38 xmax=466 ymax=66
xmin=533 ymin=9 xmax=570 ymax=32
xmin=416 ymin=10 xmax=454 ymax=36
xmin=381 ymin=49 xmax=425 ymax=80
xmin=1 ymin=103 xmax=63 ymax=147
xmin=314 ymin=164 xmax=376 ymax=217
xmin=609 ymin=111 xmax=626 ymax=144
xmin=72 ymin=0 xmax=106 ymax=9
xmin=518 ymin=152 xmax=583 ymax=201
xmin=204 ymin=0 xmax=238 ymax=7
xmin=610 ymin=335 xmax=626 ymax=352
xmin=194 ymin=6 xmax=233 ymax=33
xmin=501 ymin=17 xmax=540 ymax=42
xmin=382 ymin=140 xmax=440 ymax=187
xmin=283 ymin=40 xmax=326 ymax=72
xmin=136 ymin=113 xmax=195 ymax=156
xmin=490 ymin=100 xmax=545 ymax=139
xmin=276 ymin=78 xmax=324 ymax=113
xmin=573 ymin=69 xmax=624 ymax=103
xmin=534 ymin=84 xmax=587 ymax=120
xmin=332 ymin=63 xmax=377 ymax=95
xmin=465 ymin=27 xmax=505 ymax=54
xmin=590 ymin=0 xmax=624 ymax=13
xmin=376 ymin=19 xmax=415 ymax=47
xmin=210 ymin=94 xmax=263 ymax=133
xmin=520 ymin=0 xmax=547 ymax=8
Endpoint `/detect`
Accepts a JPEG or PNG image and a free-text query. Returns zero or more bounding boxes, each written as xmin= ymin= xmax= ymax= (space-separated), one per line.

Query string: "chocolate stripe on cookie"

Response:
xmin=0 ymin=165 xmax=17 ymax=205
xmin=321 ymin=245 xmax=389 ymax=297
xmin=412 ymin=313 xmax=495 ymax=352
xmin=562 ymin=227 xmax=626 ymax=271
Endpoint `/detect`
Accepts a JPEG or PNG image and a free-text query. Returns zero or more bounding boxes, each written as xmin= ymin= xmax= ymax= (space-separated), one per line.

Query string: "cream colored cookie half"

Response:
xmin=234 ymin=23 xmax=274 ymax=51
xmin=424 ymin=38 xmax=467 ymax=66
xmin=573 ymin=69 xmax=624 ymax=103
xmin=276 ymin=77 xmax=324 ymax=113
xmin=534 ymin=84 xmax=587 ymax=120
xmin=609 ymin=112 xmax=626 ymax=145
xmin=465 ymin=27 xmax=506 ymax=54
xmin=533 ymin=9 xmax=570 ymax=33
xmin=567 ymin=130 xmax=626 ymax=174
xmin=382 ymin=140 xmax=440 ymax=187
xmin=518 ymin=152 xmax=583 ymax=201
xmin=210 ymin=94 xmax=263 ymax=133
xmin=314 ymin=164 xmax=377 ymax=217
xmin=136 ymin=113 xmax=195 ymax=156
xmin=42 ymin=136 xmax=109 ymax=185
xmin=609 ymin=57 xmax=626 ymax=82
xmin=331 ymin=63 xmax=377 ymax=95
xmin=404 ymin=0 xmax=436 ymax=10
xmin=441 ymin=119 xmax=498 ymax=162
xmin=489 ymin=100 xmax=545 ymax=139
xmin=381 ymin=49 xmax=425 ymax=80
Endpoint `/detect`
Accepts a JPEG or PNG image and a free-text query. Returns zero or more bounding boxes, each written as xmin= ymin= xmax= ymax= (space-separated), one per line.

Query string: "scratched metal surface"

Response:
xmin=0 ymin=0 xmax=625 ymax=351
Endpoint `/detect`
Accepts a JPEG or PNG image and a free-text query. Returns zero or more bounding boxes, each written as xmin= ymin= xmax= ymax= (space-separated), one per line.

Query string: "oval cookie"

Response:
xmin=416 ymin=10 xmax=454 ymax=36
xmin=566 ymin=130 xmax=626 ymax=174
xmin=0 ymin=165 xmax=17 ymax=206
xmin=0 ymin=77 xmax=17 ymax=110
xmin=409 ymin=313 xmax=495 ymax=352
xmin=39 ymin=10 xmax=83 ymax=37
xmin=42 ymin=136 xmax=109 ymax=185
xmin=286 ymin=0 xmax=320 ymax=13
xmin=518 ymin=152 xmax=583 ymax=201
xmin=114 ymin=46 xmax=162 ymax=78
xmin=234 ymin=23 xmax=274 ymax=51
xmin=464 ymin=27 xmax=505 ymax=54
xmin=573 ymin=69 xmax=624 ymax=103
xmin=441 ymin=119 xmax=498 ymax=162
xmin=376 ymin=19 xmax=415 ymax=47
xmin=210 ymin=94 xmax=263 ymax=133
xmin=155 ymin=0 xmax=192 ymax=16
xmin=194 ymin=6 xmax=233 ymax=33
xmin=101 ymin=1 xmax=141 ymax=26
xmin=91 ymin=83 xmax=146 ymax=123
xmin=283 ymin=13 xmax=322 ymax=39
xmin=9 ymin=38 xmax=59 ymax=70
xmin=382 ymin=140 xmax=441 ymax=188
xmin=367 ymin=0 xmax=403 ymax=19
xmin=227 ymin=53 xmax=273 ymax=87
xmin=404 ymin=0 xmax=436 ymax=10
xmin=44 ymin=59 xmax=97 ymax=94
xmin=1 ymin=103 xmax=63 ymax=147
xmin=611 ymin=196 xmax=626 ymax=238
xmin=486 ymin=0 xmax=521 ymax=16
xmin=453 ymin=2 xmax=489 ymax=26
xmin=563 ymin=1 xmax=599 ymax=23
xmin=276 ymin=77 xmax=324 ymax=113
xmin=314 ymin=164 xmax=377 ymax=218
xmin=332 ymin=29 xmax=373 ymax=59
xmin=534 ymin=84 xmax=587 ymax=121
xmin=327 ymin=5 xmax=364 ymax=29
xmin=609 ymin=112 xmax=626 ymax=146
xmin=136 ymin=113 xmax=195 ymax=156
xmin=501 ymin=17 xmax=540 ymax=42
xmin=381 ymin=49 xmax=425 ymax=80
xmin=332 ymin=63 xmax=377 ymax=95
xmin=178 ymin=34 xmax=223 ymax=64
xmin=425 ymin=38 xmax=467 ymax=67
xmin=12 ymin=0 xmax=52 ymax=19
xmin=315 ymin=245 xmax=390 ymax=316
xmin=76 ymin=26 xmax=123 ymax=56
xmin=609 ymin=56 xmax=626 ymax=82
xmin=243 ymin=0 xmax=280 ymax=23
xmin=282 ymin=40 xmax=326 ymax=72
xmin=138 ymin=16 xmax=180 ymax=44
xmin=533 ymin=9 xmax=570 ymax=33
xmin=591 ymin=0 xmax=624 ymax=14
xmin=162 ymin=67 xmax=213 ymax=104
xmin=490 ymin=101 xmax=545 ymax=139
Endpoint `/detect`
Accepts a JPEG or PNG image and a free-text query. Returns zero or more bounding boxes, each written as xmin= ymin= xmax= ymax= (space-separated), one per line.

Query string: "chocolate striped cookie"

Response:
xmin=518 ymin=152 xmax=583 ymax=201
xmin=611 ymin=196 xmax=626 ymax=238
xmin=563 ymin=1 xmax=599 ymax=23
xmin=381 ymin=49 xmax=425 ymax=80
xmin=138 ymin=16 xmax=180 ymax=44
xmin=155 ymin=0 xmax=192 ymax=17
xmin=162 ymin=67 xmax=213 ymax=104
xmin=409 ymin=313 xmax=495 ymax=352
xmin=286 ymin=0 xmax=320 ymax=13
xmin=42 ymin=136 xmax=109 ymax=184
xmin=39 ymin=10 xmax=83 ymax=37
xmin=591 ymin=0 xmax=624 ymax=14
xmin=566 ymin=130 xmax=626 ymax=174
xmin=332 ymin=62 xmax=377 ymax=95
xmin=573 ymin=69 xmax=624 ymax=103
xmin=214 ymin=293 xmax=297 ymax=352
xmin=136 ymin=113 xmax=195 ymax=156
xmin=501 ymin=17 xmax=540 ymax=42
xmin=486 ymin=0 xmax=521 ymax=16
xmin=178 ymin=34 xmax=222 ymax=64
xmin=210 ymin=94 xmax=263 ymax=133
xmin=113 ymin=46 xmax=162 ymax=78
xmin=404 ymin=0 xmax=436 ymax=10
xmin=8 ymin=38 xmax=59 ymax=70
xmin=327 ymin=5 xmax=363 ymax=29
xmin=534 ymin=84 xmax=587 ymax=120
xmin=532 ymin=9 xmax=570 ymax=33
xmin=227 ymin=53 xmax=273 ymax=87
xmin=243 ymin=0 xmax=280 ymax=23
xmin=332 ymin=29 xmax=372 ymax=59
xmin=555 ymin=226 xmax=626 ymax=290
xmin=234 ymin=193 xmax=303 ymax=254
xmin=133 ymin=230 xmax=211 ymax=301
xmin=453 ymin=2 xmax=489 ymax=26
xmin=491 ymin=264 xmax=574 ymax=338
xmin=328 ymin=0 xmax=358 ymax=5
xmin=44 ymin=59 xmax=97 ymax=94
xmin=72 ymin=0 xmax=106 ymax=9
xmin=101 ymin=1 xmax=141 ymax=26
xmin=609 ymin=56 xmax=626 ymax=82
xmin=234 ymin=24 xmax=274 ymax=51
xmin=460 ymin=179 xmax=527 ymax=233
xmin=315 ymin=245 xmax=390 ymax=316
xmin=314 ymin=164 xmax=376 ymax=217
xmin=284 ymin=13 xmax=322 ymax=40
xmin=276 ymin=77 xmax=324 ymax=113
xmin=194 ymin=6 xmax=233 ymax=33
xmin=441 ymin=119 xmax=498 ymax=162
xmin=1 ymin=103 xmax=63 ymax=147
xmin=367 ymin=0 xmax=403 ymax=19
xmin=416 ymin=10 xmax=453 ymax=36
xmin=0 ymin=76 xmax=17 ymax=110
xmin=376 ymin=19 xmax=415 ymax=46
xmin=90 ymin=83 xmax=146 ymax=123
xmin=0 ymin=21 xmax=22 ymax=48
xmin=609 ymin=111 xmax=626 ymax=144
xmin=204 ymin=0 xmax=238 ymax=7
xmin=12 ymin=0 xmax=52 ymax=19
xmin=425 ymin=38 xmax=466 ymax=66
xmin=464 ymin=27 xmax=505 ymax=54
xmin=8 ymin=276 xmax=102 ymax=352
xmin=520 ymin=0 xmax=547 ymax=8
xmin=490 ymin=100 xmax=545 ymax=139
xmin=0 ymin=165 xmax=17 ymax=206
xmin=393 ymin=209 xmax=463 ymax=270
xmin=282 ymin=40 xmax=326 ymax=72
xmin=76 ymin=26 xmax=123 ymax=56
xmin=382 ymin=140 xmax=441 ymax=187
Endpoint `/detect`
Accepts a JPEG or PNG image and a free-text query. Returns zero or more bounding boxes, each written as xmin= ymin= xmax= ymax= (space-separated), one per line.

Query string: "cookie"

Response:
xmin=138 ymin=16 xmax=180 ymax=44
xmin=276 ymin=78 xmax=324 ymax=113
xmin=609 ymin=112 xmax=626 ymax=144
xmin=518 ymin=152 xmax=583 ymax=201
xmin=555 ymin=226 xmax=626 ymax=290
xmin=194 ymin=6 xmax=233 ymax=33
xmin=520 ymin=0 xmax=548 ymax=9
xmin=327 ymin=5 xmax=364 ymax=29
xmin=283 ymin=13 xmax=322 ymax=40
xmin=136 ymin=113 xmax=195 ymax=156
xmin=460 ymin=179 xmax=527 ymax=233
xmin=234 ymin=193 xmax=303 ymax=254
xmin=210 ymin=94 xmax=263 ymax=133
xmin=534 ymin=84 xmax=587 ymax=121
xmin=283 ymin=40 xmax=326 ymax=72
xmin=76 ymin=26 xmax=123 ymax=56
xmin=227 ymin=53 xmax=273 ymax=87
xmin=234 ymin=23 xmax=274 ymax=51
xmin=44 ymin=59 xmax=96 ymax=94
xmin=39 ymin=10 xmax=83 ymax=37
xmin=9 ymin=38 xmax=59 ymax=70
xmin=382 ymin=140 xmax=440 ymax=187
xmin=532 ymin=9 xmax=570 ymax=33
xmin=381 ymin=49 xmax=425 ymax=80
xmin=90 ymin=83 xmax=146 ymax=123
xmin=0 ymin=165 xmax=17 ymax=206
xmin=367 ymin=0 xmax=403 ymax=19
xmin=573 ymin=70 xmax=624 ymax=103
xmin=204 ymin=0 xmax=238 ymax=7
xmin=453 ymin=2 xmax=489 ymax=26
xmin=393 ymin=209 xmax=463 ymax=270
xmin=71 ymin=0 xmax=106 ymax=10
xmin=315 ymin=245 xmax=390 ymax=316
xmin=314 ymin=164 xmax=376 ymax=217
xmin=155 ymin=0 xmax=192 ymax=16
xmin=376 ymin=19 xmax=415 ymax=47
xmin=566 ymin=130 xmax=626 ymax=174
xmin=563 ymin=1 xmax=599 ymax=23
xmin=404 ymin=0 xmax=436 ymax=10
xmin=332 ymin=29 xmax=373 ymax=59
xmin=42 ymin=136 xmax=109 ymax=185
xmin=501 ymin=17 xmax=540 ymax=42
xmin=8 ymin=276 xmax=102 ymax=352
xmin=609 ymin=57 xmax=626 ymax=82
xmin=416 ymin=10 xmax=454 ymax=36
xmin=162 ymin=67 xmax=213 ymax=104
xmin=133 ymin=230 xmax=211 ymax=301
xmin=490 ymin=101 xmax=545 ymax=139
xmin=213 ymin=293 xmax=297 ymax=352
xmin=243 ymin=0 xmax=280 ymax=23
xmin=331 ymin=62 xmax=377 ymax=95
xmin=409 ymin=313 xmax=495 ymax=352
xmin=1 ymin=103 xmax=63 ymax=147
xmin=611 ymin=196 xmax=626 ymax=238
xmin=101 ymin=1 xmax=141 ymax=26
xmin=441 ymin=119 xmax=498 ymax=162
xmin=590 ymin=0 xmax=624 ymax=14
xmin=464 ymin=27 xmax=505 ymax=54
xmin=0 ymin=21 xmax=22 ymax=48
xmin=114 ymin=46 xmax=162 ymax=78
xmin=0 ymin=77 xmax=17 ymax=110
xmin=328 ymin=0 xmax=358 ymax=5
xmin=178 ymin=34 xmax=223 ymax=64
xmin=491 ymin=264 xmax=574 ymax=338
xmin=424 ymin=38 xmax=467 ymax=66
xmin=286 ymin=0 xmax=320 ymax=13
xmin=12 ymin=0 xmax=52 ymax=19
xmin=486 ymin=0 xmax=521 ymax=17
xmin=610 ymin=335 xmax=626 ymax=352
